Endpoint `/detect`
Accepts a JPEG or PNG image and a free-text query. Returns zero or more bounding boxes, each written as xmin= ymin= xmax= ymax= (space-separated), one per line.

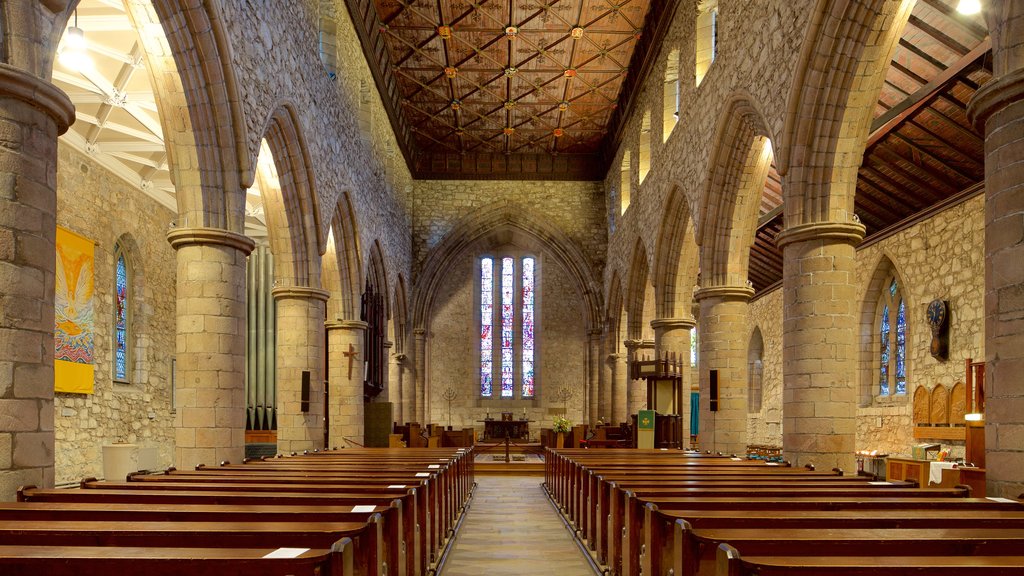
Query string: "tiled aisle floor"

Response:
xmin=440 ymin=475 xmax=595 ymax=576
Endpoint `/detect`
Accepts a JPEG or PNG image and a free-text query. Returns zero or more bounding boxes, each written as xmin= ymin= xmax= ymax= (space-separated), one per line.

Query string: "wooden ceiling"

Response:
xmin=748 ymin=0 xmax=990 ymax=293
xmin=346 ymin=0 xmax=678 ymax=179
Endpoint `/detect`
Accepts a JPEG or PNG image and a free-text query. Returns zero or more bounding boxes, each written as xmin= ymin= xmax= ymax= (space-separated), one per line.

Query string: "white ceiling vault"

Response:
xmin=55 ymin=0 xmax=270 ymax=239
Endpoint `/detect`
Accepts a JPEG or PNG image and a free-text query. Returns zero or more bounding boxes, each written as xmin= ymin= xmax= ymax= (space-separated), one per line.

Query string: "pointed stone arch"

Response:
xmin=697 ymin=93 xmax=773 ymax=289
xmin=366 ymin=239 xmax=391 ymax=321
xmin=606 ymin=269 xmax=625 ymax=353
xmin=259 ymin=102 xmax=325 ymax=289
xmin=747 ymin=326 xmax=764 ymax=413
xmin=392 ymin=273 xmax=409 ymax=354
xmin=323 ymin=191 xmax=363 ymax=322
xmin=144 ymin=0 xmax=252 ymax=232
xmin=779 ymin=0 xmax=914 ymax=230
xmin=412 ymin=200 xmax=602 ymax=333
xmin=625 ymin=238 xmax=652 ymax=340
xmin=653 ymin=186 xmax=699 ymax=320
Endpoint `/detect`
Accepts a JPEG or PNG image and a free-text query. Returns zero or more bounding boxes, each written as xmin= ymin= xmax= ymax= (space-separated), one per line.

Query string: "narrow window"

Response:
xmin=663 ymin=48 xmax=681 ymax=141
xmin=880 ymin=303 xmax=890 ymax=396
xmin=500 ymin=256 xmax=514 ymax=398
xmin=521 ymin=257 xmax=535 ymax=398
xmin=639 ymin=111 xmax=651 ymax=183
xmin=620 ymin=151 xmax=631 ymax=215
xmin=114 ymin=244 xmax=130 ymax=381
xmin=480 ymin=257 xmax=494 ymax=396
xmin=878 ymin=276 xmax=907 ymax=397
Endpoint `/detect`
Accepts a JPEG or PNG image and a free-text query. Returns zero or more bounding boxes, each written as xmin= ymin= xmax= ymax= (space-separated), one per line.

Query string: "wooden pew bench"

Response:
xmin=0 ymin=542 xmax=354 ymax=576
xmin=716 ymin=545 xmax=1024 ymax=576
xmin=0 ymin=519 xmax=380 ymax=576
xmin=20 ymin=486 xmax=422 ymax=576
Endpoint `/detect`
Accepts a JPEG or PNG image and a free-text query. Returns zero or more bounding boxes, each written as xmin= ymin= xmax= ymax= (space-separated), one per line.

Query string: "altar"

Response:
xmin=480 ymin=419 xmax=530 ymax=442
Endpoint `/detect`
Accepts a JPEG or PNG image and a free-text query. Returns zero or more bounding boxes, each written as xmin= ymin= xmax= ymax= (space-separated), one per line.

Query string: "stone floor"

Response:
xmin=440 ymin=476 xmax=596 ymax=576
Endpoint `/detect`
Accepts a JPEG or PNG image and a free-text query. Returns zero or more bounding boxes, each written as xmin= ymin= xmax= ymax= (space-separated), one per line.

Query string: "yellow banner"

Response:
xmin=55 ymin=226 xmax=95 ymax=394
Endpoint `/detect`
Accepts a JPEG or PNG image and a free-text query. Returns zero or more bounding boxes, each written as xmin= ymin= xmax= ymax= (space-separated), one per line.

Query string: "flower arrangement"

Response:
xmin=552 ymin=416 xmax=572 ymax=434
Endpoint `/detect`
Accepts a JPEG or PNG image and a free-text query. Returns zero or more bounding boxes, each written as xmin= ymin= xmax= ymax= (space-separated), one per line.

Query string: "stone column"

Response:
xmin=588 ymin=331 xmax=601 ymax=427
xmin=0 ymin=64 xmax=74 ymax=500
xmin=776 ymin=222 xmax=863 ymax=473
xmin=694 ymin=286 xmax=752 ymax=456
xmin=652 ymin=317 xmax=695 ymax=447
xmin=967 ymin=1 xmax=1024 ymax=498
xmin=325 ymin=320 xmax=367 ymax=448
xmin=600 ymin=335 xmax=613 ymax=423
xmin=382 ymin=340 xmax=393 ymax=404
xmin=168 ymin=227 xmax=255 ymax=468
xmin=413 ymin=328 xmax=427 ymax=423
xmin=611 ymin=351 xmax=629 ymax=425
xmin=272 ymin=286 xmax=329 ymax=454
xmin=390 ymin=351 xmax=407 ymax=425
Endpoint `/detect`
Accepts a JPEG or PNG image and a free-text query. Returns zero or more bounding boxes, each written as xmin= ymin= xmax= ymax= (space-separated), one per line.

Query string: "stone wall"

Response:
xmin=427 ymin=252 xmax=588 ymax=433
xmin=747 ymin=194 xmax=985 ymax=459
xmin=411 ymin=180 xmax=606 ymax=279
xmin=53 ymin=144 xmax=177 ymax=484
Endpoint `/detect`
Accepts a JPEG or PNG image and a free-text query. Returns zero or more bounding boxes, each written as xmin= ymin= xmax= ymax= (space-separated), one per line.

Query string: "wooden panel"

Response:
xmin=930 ymin=384 xmax=949 ymax=425
xmin=913 ymin=426 xmax=965 ymax=440
xmin=949 ymin=381 xmax=966 ymax=424
xmin=913 ymin=386 xmax=930 ymax=425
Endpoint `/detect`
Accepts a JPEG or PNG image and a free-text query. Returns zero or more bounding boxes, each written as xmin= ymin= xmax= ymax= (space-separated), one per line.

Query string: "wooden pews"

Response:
xmin=11 ymin=447 xmax=474 ymax=576
xmin=546 ymin=448 xmax=1024 ymax=576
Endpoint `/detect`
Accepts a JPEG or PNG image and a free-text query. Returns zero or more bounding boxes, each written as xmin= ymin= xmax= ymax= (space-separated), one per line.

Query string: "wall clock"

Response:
xmin=927 ymin=299 xmax=949 ymax=361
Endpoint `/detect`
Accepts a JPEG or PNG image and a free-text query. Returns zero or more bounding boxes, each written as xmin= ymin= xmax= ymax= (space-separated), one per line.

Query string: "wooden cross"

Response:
xmin=343 ymin=343 xmax=359 ymax=380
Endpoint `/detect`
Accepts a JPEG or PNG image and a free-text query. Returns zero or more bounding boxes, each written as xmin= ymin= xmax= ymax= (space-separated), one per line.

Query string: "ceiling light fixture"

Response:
xmin=957 ymin=0 xmax=981 ymax=15
xmin=59 ymin=10 xmax=92 ymax=69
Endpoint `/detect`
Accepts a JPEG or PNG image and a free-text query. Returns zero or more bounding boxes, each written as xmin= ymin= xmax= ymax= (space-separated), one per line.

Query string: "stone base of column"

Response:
xmin=326 ymin=321 xmax=368 ymax=448
xmin=274 ymin=286 xmax=329 ymax=454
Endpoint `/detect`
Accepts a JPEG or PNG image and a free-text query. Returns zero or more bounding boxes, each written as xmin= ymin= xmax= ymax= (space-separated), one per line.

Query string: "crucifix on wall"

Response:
xmin=343 ymin=343 xmax=358 ymax=380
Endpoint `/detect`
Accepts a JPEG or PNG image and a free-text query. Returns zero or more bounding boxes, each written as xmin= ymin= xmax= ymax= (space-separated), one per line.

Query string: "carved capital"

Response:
xmin=271 ymin=286 xmax=330 ymax=302
xmin=325 ymin=320 xmax=369 ymax=332
xmin=167 ymin=227 xmax=256 ymax=255
xmin=775 ymin=221 xmax=865 ymax=249
xmin=693 ymin=285 xmax=754 ymax=303
xmin=968 ymin=67 xmax=1024 ymax=131
xmin=650 ymin=317 xmax=696 ymax=331
xmin=0 ymin=64 xmax=75 ymax=134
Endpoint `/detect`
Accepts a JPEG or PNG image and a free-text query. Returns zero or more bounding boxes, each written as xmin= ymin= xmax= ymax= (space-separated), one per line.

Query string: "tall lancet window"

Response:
xmin=479 ymin=255 xmax=539 ymax=398
xmin=521 ymin=257 xmax=535 ymax=398
xmin=480 ymin=258 xmax=494 ymax=397
xmin=500 ymin=257 xmax=514 ymax=397
xmin=113 ymin=243 xmax=130 ymax=382
xmin=878 ymin=277 xmax=907 ymax=397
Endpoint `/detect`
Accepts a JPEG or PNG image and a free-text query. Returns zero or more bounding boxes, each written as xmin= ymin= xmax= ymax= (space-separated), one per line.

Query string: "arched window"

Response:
xmin=695 ymin=0 xmax=719 ymax=87
xmin=318 ymin=0 xmax=338 ymax=79
xmin=480 ymin=255 xmax=538 ymax=398
xmin=639 ymin=111 xmax=651 ymax=184
xmin=620 ymin=151 xmax=631 ymax=215
xmin=690 ymin=327 xmax=698 ymax=366
xmin=113 ymin=242 xmax=131 ymax=382
xmin=878 ymin=277 xmax=907 ymax=396
xmin=748 ymin=328 xmax=763 ymax=413
xmin=663 ymin=48 xmax=680 ymax=140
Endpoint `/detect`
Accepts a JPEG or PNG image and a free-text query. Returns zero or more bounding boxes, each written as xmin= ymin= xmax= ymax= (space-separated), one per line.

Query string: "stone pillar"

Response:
xmin=382 ymin=340 xmax=393 ymax=404
xmin=0 ymin=64 xmax=74 ymax=500
xmin=413 ymin=328 xmax=426 ymax=423
xmin=611 ymin=351 xmax=629 ymax=425
xmin=168 ymin=227 xmax=255 ymax=468
xmin=694 ymin=286 xmax=752 ymax=456
xmin=588 ymin=331 xmax=601 ymax=427
xmin=967 ymin=1 xmax=1024 ymax=498
xmin=325 ymin=320 xmax=367 ymax=448
xmin=600 ymin=335 xmax=613 ymax=423
xmin=391 ymin=351 xmax=407 ymax=425
xmin=652 ymin=317 xmax=695 ymax=447
xmin=776 ymin=222 xmax=863 ymax=472
xmin=272 ymin=286 xmax=329 ymax=454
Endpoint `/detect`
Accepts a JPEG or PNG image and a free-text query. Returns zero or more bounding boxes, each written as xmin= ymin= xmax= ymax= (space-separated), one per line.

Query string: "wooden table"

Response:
xmin=478 ymin=419 xmax=531 ymax=462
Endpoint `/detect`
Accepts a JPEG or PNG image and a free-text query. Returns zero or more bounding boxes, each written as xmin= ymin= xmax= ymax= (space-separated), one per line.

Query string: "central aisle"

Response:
xmin=440 ymin=475 xmax=595 ymax=576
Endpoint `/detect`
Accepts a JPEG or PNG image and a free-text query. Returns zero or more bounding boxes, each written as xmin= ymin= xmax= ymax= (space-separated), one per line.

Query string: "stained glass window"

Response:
xmin=521 ymin=257 xmax=535 ymax=397
xmin=896 ymin=299 xmax=907 ymax=395
xmin=114 ymin=246 xmax=129 ymax=381
xmin=500 ymin=257 xmax=514 ymax=398
xmin=877 ymin=274 xmax=908 ymax=398
xmin=480 ymin=258 xmax=493 ymax=397
xmin=690 ymin=328 xmax=698 ymax=366
xmin=879 ymin=304 xmax=890 ymax=397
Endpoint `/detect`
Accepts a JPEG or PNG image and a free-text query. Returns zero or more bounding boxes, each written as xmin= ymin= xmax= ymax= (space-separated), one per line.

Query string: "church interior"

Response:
xmin=1 ymin=0 xmax=1023 ymax=573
